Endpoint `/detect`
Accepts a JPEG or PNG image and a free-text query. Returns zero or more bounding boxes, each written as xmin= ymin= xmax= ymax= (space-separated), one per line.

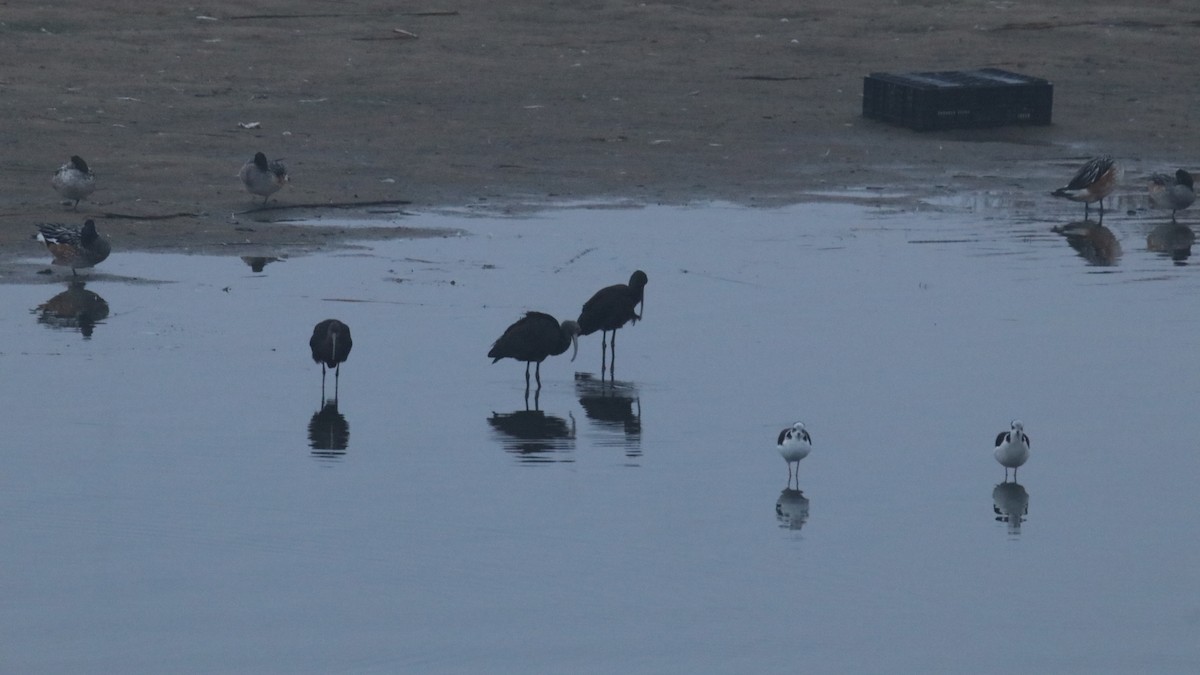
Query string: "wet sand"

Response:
xmin=1 ymin=1 xmax=1196 ymax=275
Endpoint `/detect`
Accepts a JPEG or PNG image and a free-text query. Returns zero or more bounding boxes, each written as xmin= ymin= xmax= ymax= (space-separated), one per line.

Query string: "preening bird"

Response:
xmin=240 ymin=152 xmax=289 ymax=205
xmin=51 ymin=155 xmax=96 ymax=210
xmin=1148 ymin=169 xmax=1195 ymax=222
xmin=35 ymin=219 xmax=111 ymax=275
xmin=1051 ymin=155 xmax=1119 ymax=220
xmin=577 ymin=270 xmax=648 ymax=374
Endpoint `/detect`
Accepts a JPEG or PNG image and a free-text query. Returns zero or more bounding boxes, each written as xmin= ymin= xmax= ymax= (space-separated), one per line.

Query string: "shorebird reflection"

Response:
xmin=308 ymin=399 xmax=350 ymax=458
xmin=992 ymin=481 xmax=1029 ymax=535
xmin=488 ymin=409 xmax=575 ymax=464
xmin=36 ymin=280 xmax=109 ymax=339
xmin=1147 ymin=222 xmax=1194 ymax=265
xmin=242 ymin=255 xmax=283 ymax=273
xmin=775 ymin=488 xmax=810 ymax=531
xmin=575 ymin=373 xmax=641 ymax=457
xmin=1053 ymin=221 xmax=1120 ymax=266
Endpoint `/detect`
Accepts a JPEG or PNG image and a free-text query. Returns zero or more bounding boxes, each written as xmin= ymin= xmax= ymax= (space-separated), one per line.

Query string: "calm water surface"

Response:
xmin=3 ymin=201 xmax=1199 ymax=673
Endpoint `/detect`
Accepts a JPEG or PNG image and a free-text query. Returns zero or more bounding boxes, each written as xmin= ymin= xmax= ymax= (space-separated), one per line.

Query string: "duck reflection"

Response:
xmin=1147 ymin=222 xmax=1194 ymax=265
xmin=36 ymin=280 xmax=109 ymax=339
xmin=992 ymin=481 xmax=1029 ymax=535
xmin=1053 ymin=221 xmax=1120 ymax=266
xmin=775 ymin=488 xmax=810 ymax=531
xmin=575 ymin=373 xmax=641 ymax=457
xmin=488 ymin=409 xmax=575 ymax=463
xmin=242 ymin=255 xmax=283 ymax=273
xmin=308 ymin=399 xmax=350 ymax=458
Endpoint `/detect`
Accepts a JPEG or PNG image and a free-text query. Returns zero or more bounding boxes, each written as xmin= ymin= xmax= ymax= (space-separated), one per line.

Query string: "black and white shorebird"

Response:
xmin=489 ymin=311 xmax=580 ymax=391
xmin=239 ymin=152 xmax=289 ymax=206
xmin=310 ymin=319 xmax=353 ymax=395
xmin=1148 ymin=169 xmax=1195 ymax=222
xmin=35 ymin=219 xmax=111 ymax=275
xmin=776 ymin=422 xmax=812 ymax=487
xmin=1052 ymin=155 xmax=1119 ymax=220
xmin=51 ymin=155 xmax=96 ymax=210
xmin=577 ymin=270 xmax=648 ymax=374
xmin=993 ymin=420 xmax=1030 ymax=481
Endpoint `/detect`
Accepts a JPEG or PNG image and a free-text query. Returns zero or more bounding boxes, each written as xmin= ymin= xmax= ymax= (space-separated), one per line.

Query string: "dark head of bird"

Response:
xmin=80 ymin=219 xmax=99 ymax=245
xmin=630 ymin=269 xmax=648 ymax=317
xmin=70 ymin=155 xmax=91 ymax=173
xmin=310 ymin=319 xmax=353 ymax=368
xmin=1176 ymin=169 xmax=1194 ymax=189
xmin=253 ymin=152 xmax=270 ymax=172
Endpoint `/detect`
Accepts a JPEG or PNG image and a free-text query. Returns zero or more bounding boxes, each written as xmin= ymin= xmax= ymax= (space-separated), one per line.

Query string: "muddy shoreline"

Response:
xmin=2 ymin=1 xmax=1196 ymax=278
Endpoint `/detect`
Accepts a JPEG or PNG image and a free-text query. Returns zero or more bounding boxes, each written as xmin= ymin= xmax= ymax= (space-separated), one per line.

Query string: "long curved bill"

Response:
xmin=570 ymin=334 xmax=578 ymax=362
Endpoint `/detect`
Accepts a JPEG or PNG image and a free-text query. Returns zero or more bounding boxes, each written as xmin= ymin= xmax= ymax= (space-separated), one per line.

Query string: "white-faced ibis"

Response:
xmin=240 ymin=152 xmax=289 ymax=205
xmin=310 ymin=319 xmax=352 ymax=394
xmin=776 ymin=422 xmax=812 ymax=487
xmin=1148 ymin=169 xmax=1195 ymax=222
xmin=577 ymin=270 xmax=647 ymax=374
xmin=1051 ymin=155 xmax=1119 ymax=220
xmin=993 ymin=420 xmax=1030 ymax=482
xmin=51 ymin=155 xmax=96 ymax=210
xmin=488 ymin=311 xmax=579 ymax=391
xmin=36 ymin=219 xmax=111 ymax=275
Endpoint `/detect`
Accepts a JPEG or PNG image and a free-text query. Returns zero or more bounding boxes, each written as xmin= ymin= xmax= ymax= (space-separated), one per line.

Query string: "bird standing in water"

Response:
xmin=310 ymin=319 xmax=353 ymax=397
xmin=577 ymin=270 xmax=648 ymax=375
xmin=993 ymin=420 xmax=1030 ymax=481
xmin=36 ymin=219 xmax=111 ymax=275
xmin=776 ymin=422 xmax=812 ymax=487
xmin=488 ymin=311 xmax=580 ymax=392
xmin=1148 ymin=169 xmax=1195 ymax=222
xmin=1051 ymin=155 xmax=1119 ymax=221
xmin=240 ymin=152 xmax=289 ymax=206
xmin=51 ymin=155 xmax=96 ymax=210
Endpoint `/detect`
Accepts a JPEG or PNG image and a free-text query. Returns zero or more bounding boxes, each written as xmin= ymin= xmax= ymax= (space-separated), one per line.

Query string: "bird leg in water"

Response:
xmin=534 ymin=361 xmax=543 ymax=389
xmin=609 ymin=329 xmax=617 ymax=376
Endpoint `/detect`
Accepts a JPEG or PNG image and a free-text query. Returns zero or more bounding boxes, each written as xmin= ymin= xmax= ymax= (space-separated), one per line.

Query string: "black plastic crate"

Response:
xmin=862 ymin=68 xmax=1052 ymax=131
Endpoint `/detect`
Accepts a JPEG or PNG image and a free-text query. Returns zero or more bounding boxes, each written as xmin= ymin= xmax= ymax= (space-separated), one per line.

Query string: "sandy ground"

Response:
xmin=1 ymin=1 xmax=1197 ymax=276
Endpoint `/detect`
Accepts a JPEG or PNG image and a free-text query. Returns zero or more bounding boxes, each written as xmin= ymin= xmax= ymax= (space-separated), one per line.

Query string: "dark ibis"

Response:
xmin=488 ymin=311 xmax=579 ymax=391
xmin=310 ymin=319 xmax=353 ymax=395
xmin=1051 ymin=155 xmax=1118 ymax=221
xmin=577 ymin=270 xmax=647 ymax=374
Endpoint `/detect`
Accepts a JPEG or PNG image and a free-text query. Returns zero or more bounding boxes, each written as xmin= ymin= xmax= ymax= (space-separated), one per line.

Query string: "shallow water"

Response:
xmin=3 ymin=200 xmax=1199 ymax=673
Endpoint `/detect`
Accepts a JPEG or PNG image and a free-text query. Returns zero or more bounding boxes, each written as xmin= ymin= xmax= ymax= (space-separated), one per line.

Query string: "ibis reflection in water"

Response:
xmin=36 ymin=280 xmax=109 ymax=339
xmin=308 ymin=399 xmax=350 ymax=458
xmin=488 ymin=409 xmax=576 ymax=463
xmin=488 ymin=311 xmax=579 ymax=399
xmin=310 ymin=319 xmax=353 ymax=400
xmin=577 ymin=270 xmax=647 ymax=377
xmin=574 ymin=373 xmax=641 ymax=457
